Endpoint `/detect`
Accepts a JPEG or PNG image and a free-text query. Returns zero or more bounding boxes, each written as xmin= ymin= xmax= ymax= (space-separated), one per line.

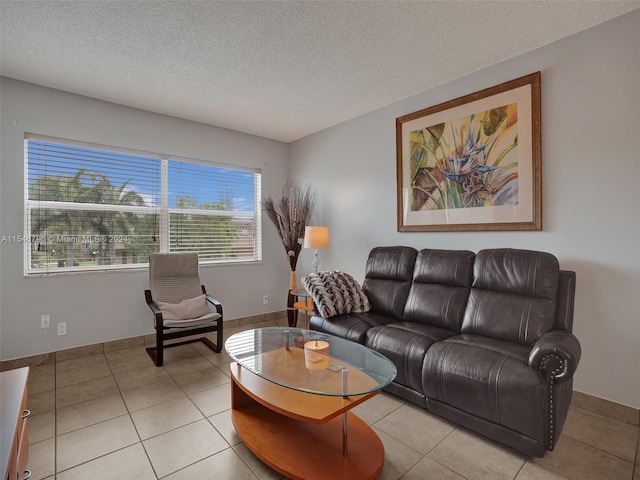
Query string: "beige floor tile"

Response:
xmin=204 ymin=350 xmax=233 ymax=368
xmin=56 ymin=343 xmax=103 ymax=362
xmin=369 ymin=427 xmax=424 ymax=480
xmin=572 ymin=391 xmax=639 ymax=427
xmin=55 ymin=361 xmax=112 ymax=388
xmin=160 ymin=344 xmax=201 ymax=363
xmin=56 ymin=415 xmax=139 ymax=472
xmin=401 ymin=457 xmax=466 ymax=480
xmin=172 ymin=364 xmax=230 ymax=394
xmin=533 ymin=435 xmax=634 ymax=480
xmin=163 ymin=354 xmax=216 ymax=378
xmin=373 ymin=403 xmax=455 ymax=455
xmin=562 ymin=406 xmax=638 ymax=462
xmin=107 ymin=352 xmax=155 ymax=374
xmin=208 ymin=409 xmax=242 ymax=446
xmin=516 ymin=462 xmax=573 ymax=480
xmin=56 ymin=393 xmax=128 ymax=435
xmin=232 ymin=443 xmax=285 ymax=480
xmin=113 ymin=364 xmax=172 ymax=390
xmin=427 ymin=429 xmax=527 ymax=480
xmin=56 ymin=443 xmax=156 ymax=480
xmin=121 ymin=378 xmax=185 ymax=412
xmin=103 ymin=335 xmax=145 ymax=352
xmin=27 ymin=363 xmax=55 ymax=394
xmin=1 ymin=353 xmax=53 ymax=371
xmin=142 ymin=419 xmax=229 ymax=478
xmin=190 ymin=338 xmax=224 ymax=356
xmin=28 ymin=411 xmax=55 ymax=444
xmin=27 ymin=438 xmax=55 ymax=480
xmin=131 ymin=396 xmax=204 ymax=440
xmin=56 ymin=375 xmax=119 ymax=409
xmin=163 ymin=448 xmax=260 ymax=480
xmin=206 ymin=355 xmax=231 ymax=376
xmin=56 ymin=353 xmax=107 ymax=372
xmin=189 ymin=383 xmax=231 ymax=417
xmin=28 ymin=389 xmax=56 ymax=415
xmin=351 ymin=391 xmax=405 ymax=425
xmin=104 ymin=344 xmax=149 ymax=362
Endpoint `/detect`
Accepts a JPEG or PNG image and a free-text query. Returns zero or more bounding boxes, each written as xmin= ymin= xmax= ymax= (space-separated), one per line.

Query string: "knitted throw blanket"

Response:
xmin=301 ymin=271 xmax=371 ymax=319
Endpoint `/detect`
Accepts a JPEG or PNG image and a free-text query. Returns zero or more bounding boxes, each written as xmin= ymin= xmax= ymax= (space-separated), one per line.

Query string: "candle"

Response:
xmin=304 ymin=340 xmax=330 ymax=370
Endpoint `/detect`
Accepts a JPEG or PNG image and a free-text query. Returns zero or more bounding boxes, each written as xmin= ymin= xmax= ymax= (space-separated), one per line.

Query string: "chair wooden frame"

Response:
xmin=145 ymin=285 xmax=223 ymax=366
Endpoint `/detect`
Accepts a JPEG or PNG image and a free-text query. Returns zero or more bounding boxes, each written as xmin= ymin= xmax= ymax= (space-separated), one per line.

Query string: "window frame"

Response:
xmin=24 ymin=133 xmax=262 ymax=276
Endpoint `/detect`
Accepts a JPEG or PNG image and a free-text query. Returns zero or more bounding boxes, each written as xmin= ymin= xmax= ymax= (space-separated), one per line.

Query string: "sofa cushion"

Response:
xmin=366 ymin=322 xmax=456 ymax=394
xmin=422 ymin=334 xmax=546 ymax=441
xmin=302 ymin=270 xmax=371 ymax=318
xmin=404 ymin=249 xmax=475 ymax=332
xmin=362 ymin=246 xmax=417 ymax=319
xmin=461 ymin=249 xmax=560 ymax=345
xmin=309 ymin=312 xmax=393 ymax=344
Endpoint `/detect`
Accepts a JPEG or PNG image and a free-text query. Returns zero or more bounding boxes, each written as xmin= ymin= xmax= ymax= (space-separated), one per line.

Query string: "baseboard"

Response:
xmin=0 ymin=310 xmax=286 ymax=371
xmin=2 ymin=313 xmax=637 ymax=428
xmin=571 ymin=390 xmax=639 ymax=427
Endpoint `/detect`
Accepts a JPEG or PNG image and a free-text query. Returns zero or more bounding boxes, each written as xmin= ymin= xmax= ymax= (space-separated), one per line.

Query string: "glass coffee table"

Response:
xmin=225 ymin=327 xmax=397 ymax=480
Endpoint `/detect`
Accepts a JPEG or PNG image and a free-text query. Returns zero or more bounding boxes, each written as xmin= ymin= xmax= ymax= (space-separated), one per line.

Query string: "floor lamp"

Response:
xmin=303 ymin=226 xmax=329 ymax=273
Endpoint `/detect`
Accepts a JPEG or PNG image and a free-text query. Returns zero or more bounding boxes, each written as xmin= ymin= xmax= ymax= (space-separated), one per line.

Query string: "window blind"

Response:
xmin=24 ymin=134 xmax=262 ymax=274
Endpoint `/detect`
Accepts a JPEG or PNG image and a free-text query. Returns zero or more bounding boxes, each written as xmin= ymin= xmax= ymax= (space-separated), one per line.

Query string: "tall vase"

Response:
xmin=287 ymin=270 xmax=298 ymax=327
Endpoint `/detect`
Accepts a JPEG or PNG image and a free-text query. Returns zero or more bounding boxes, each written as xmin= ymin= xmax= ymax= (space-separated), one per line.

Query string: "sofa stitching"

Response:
xmin=492 ymin=356 xmax=509 ymax=425
xmin=518 ymin=297 xmax=534 ymax=344
xmin=474 ymin=290 xmax=487 ymax=333
xmin=532 ymin=252 xmax=540 ymax=297
xmin=438 ymin=342 xmax=456 ymax=403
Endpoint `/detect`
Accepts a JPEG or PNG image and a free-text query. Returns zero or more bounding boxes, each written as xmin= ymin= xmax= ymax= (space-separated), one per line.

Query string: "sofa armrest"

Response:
xmin=529 ymin=330 xmax=581 ymax=382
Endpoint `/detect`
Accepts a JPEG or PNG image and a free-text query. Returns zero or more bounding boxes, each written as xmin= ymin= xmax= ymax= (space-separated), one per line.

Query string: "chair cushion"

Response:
xmin=157 ymin=294 xmax=211 ymax=320
xmin=161 ymin=312 xmax=221 ymax=328
xmin=302 ymin=271 xmax=371 ymax=318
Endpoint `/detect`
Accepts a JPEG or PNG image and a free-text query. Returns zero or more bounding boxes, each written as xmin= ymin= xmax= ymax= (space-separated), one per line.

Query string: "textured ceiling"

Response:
xmin=2 ymin=1 xmax=639 ymax=143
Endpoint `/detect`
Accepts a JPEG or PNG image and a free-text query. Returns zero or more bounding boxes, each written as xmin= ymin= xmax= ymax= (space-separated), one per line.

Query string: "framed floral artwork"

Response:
xmin=396 ymin=72 xmax=541 ymax=232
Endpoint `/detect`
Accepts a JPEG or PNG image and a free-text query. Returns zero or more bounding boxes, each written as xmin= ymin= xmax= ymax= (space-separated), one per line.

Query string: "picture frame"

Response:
xmin=396 ymin=72 xmax=541 ymax=232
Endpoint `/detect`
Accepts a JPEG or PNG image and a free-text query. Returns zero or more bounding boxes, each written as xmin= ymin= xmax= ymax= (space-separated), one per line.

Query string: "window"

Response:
xmin=24 ymin=134 xmax=261 ymax=275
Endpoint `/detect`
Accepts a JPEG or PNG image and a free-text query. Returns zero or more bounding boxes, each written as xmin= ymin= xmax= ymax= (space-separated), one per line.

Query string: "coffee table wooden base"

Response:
xmin=230 ymin=363 xmax=385 ymax=480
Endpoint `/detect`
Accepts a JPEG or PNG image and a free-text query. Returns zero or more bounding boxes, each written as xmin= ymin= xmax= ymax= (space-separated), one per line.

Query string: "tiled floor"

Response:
xmin=18 ymin=318 xmax=640 ymax=480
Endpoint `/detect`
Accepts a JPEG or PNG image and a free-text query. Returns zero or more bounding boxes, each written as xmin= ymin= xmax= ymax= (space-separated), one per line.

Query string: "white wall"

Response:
xmin=0 ymin=78 xmax=292 ymax=360
xmin=289 ymin=11 xmax=640 ymax=409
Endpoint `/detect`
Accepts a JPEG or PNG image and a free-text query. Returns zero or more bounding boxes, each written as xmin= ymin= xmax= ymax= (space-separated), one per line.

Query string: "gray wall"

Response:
xmin=1 ymin=10 xmax=638 ymax=409
xmin=289 ymin=11 xmax=640 ymax=408
xmin=0 ymin=77 xmax=293 ymax=360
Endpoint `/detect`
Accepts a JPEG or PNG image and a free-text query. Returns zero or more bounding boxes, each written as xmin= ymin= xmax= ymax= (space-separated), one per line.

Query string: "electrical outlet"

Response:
xmin=41 ymin=314 xmax=50 ymax=329
xmin=263 ymin=295 xmax=269 ymax=305
xmin=58 ymin=322 xmax=67 ymax=336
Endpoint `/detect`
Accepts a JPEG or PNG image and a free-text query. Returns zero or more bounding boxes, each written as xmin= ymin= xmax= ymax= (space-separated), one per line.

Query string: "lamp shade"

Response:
xmin=303 ymin=226 xmax=329 ymax=249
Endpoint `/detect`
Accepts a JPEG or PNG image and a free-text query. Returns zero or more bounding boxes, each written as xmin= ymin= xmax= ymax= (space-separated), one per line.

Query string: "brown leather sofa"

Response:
xmin=309 ymin=246 xmax=581 ymax=457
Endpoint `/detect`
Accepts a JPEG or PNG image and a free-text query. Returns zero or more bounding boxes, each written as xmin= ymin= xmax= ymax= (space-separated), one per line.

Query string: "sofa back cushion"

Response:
xmin=403 ymin=249 xmax=475 ymax=332
xmin=461 ymin=249 xmax=560 ymax=345
xmin=363 ymin=246 xmax=417 ymax=320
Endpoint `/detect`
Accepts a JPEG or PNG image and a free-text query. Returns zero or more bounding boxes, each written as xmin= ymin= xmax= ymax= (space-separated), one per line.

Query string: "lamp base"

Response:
xmin=312 ymin=250 xmax=320 ymax=274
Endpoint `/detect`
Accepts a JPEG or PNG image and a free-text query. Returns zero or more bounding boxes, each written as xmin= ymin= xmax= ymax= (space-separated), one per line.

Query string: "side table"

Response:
xmin=287 ymin=288 xmax=314 ymax=328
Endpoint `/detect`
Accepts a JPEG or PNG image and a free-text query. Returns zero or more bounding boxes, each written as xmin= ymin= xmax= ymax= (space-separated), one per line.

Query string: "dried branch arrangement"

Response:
xmin=263 ymin=181 xmax=317 ymax=271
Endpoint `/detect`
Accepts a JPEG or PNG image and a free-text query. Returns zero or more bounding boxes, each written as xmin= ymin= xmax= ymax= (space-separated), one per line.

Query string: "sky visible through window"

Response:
xmin=27 ymin=139 xmax=256 ymax=213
